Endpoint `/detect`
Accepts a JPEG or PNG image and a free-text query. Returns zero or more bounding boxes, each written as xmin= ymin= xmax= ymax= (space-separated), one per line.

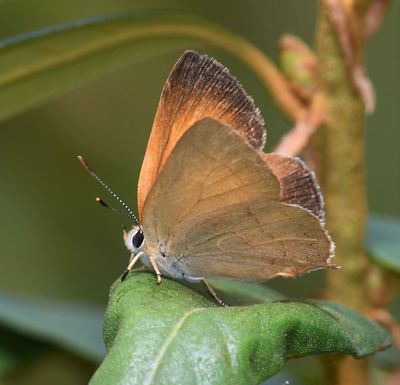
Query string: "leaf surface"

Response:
xmin=90 ymin=271 xmax=391 ymax=385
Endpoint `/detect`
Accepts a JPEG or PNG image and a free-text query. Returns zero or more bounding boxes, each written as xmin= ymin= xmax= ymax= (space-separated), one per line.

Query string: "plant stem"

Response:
xmin=314 ymin=0 xmax=372 ymax=384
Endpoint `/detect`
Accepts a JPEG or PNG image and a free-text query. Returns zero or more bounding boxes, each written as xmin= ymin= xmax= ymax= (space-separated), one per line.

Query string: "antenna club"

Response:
xmin=77 ymin=155 xmax=93 ymax=173
xmin=96 ymin=197 xmax=110 ymax=209
xmin=77 ymin=155 xmax=140 ymax=226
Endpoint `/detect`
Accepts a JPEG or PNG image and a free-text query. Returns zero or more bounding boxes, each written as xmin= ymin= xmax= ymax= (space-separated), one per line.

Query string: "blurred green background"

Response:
xmin=0 ymin=1 xmax=398 ymax=383
xmin=0 ymin=0 xmax=398 ymax=303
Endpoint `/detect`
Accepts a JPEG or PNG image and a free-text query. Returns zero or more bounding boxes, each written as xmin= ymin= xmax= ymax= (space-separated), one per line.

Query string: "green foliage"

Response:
xmin=0 ymin=11 xmax=268 ymax=123
xmin=367 ymin=215 xmax=400 ymax=273
xmin=0 ymin=293 xmax=105 ymax=362
xmin=90 ymin=271 xmax=391 ymax=385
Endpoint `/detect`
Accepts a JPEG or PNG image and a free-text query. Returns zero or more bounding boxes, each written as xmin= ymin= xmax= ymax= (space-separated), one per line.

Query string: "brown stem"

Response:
xmin=387 ymin=370 xmax=400 ymax=385
xmin=273 ymin=91 xmax=326 ymax=156
xmin=314 ymin=0 xmax=373 ymax=383
xmin=369 ymin=309 xmax=400 ymax=348
xmin=273 ymin=116 xmax=320 ymax=157
xmin=364 ymin=0 xmax=390 ymax=39
xmin=368 ymin=265 xmax=400 ymax=309
xmin=326 ymin=0 xmax=376 ymax=112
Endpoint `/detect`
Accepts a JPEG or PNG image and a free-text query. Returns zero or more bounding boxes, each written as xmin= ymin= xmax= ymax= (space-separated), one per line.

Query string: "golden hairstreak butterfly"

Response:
xmin=78 ymin=51 xmax=336 ymax=306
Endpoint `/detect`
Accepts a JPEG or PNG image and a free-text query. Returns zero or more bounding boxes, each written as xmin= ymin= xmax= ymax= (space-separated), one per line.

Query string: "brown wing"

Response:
xmin=142 ymin=118 xmax=335 ymax=281
xmin=263 ymin=153 xmax=325 ymax=221
xmin=137 ymin=50 xmax=266 ymax=218
xmin=167 ymin=200 xmax=334 ymax=280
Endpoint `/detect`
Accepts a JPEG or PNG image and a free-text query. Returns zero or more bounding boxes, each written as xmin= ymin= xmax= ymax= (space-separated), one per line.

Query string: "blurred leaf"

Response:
xmin=3 ymin=349 xmax=95 ymax=385
xmin=0 ymin=293 xmax=105 ymax=362
xmin=0 ymin=328 xmax=48 ymax=375
xmin=367 ymin=214 xmax=400 ymax=273
xmin=90 ymin=271 xmax=391 ymax=385
xmin=209 ymin=278 xmax=285 ymax=305
xmin=0 ymin=11 xmax=276 ymax=123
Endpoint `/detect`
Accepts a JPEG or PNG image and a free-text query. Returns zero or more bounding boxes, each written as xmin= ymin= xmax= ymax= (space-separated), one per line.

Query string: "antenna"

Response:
xmin=77 ymin=155 xmax=140 ymax=225
xmin=95 ymin=196 xmax=138 ymax=221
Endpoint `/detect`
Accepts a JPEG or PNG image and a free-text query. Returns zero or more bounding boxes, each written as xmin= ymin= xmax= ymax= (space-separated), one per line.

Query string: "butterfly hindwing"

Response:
xmin=168 ymin=199 xmax=333 ymax=280
xmin=263 ymin=153 xmax=325 ymax=221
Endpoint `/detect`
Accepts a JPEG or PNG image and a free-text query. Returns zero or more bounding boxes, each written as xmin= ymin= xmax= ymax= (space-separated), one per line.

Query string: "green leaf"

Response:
xmin=0 ymin=11 xmax=278 ymax=123
xmin=367 ymin=214 xmax=400 ymax=273
xmin=90 ymin=271 xmax=391 ymax=385
xmin=0 ymin=293 xmax=105 ymax=362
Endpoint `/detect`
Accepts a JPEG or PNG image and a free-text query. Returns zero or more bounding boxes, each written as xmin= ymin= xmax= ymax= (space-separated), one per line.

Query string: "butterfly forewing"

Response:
xmin=138 ymin=51 xmax=266 ymax=218
xmin=142 ymin=118 xmax=278 ymax=246
xmin=142 ymin=118 xmax=335 ymax=281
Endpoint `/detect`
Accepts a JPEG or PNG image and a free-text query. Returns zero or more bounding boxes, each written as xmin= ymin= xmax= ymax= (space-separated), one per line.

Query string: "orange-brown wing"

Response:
xmin=263 ymin=153 xmax=325 ymax=221
xmin=142 ymin=118 xmax=335 ymax=281
xmin=138 ymin=50 xmax=266 ymax=218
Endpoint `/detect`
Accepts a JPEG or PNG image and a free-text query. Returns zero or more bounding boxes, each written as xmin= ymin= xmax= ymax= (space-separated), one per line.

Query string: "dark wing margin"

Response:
xmin=263 ymin=153 xmax=325 ymax=222
xmin=163 ymin=50 xmax=266 ymax=151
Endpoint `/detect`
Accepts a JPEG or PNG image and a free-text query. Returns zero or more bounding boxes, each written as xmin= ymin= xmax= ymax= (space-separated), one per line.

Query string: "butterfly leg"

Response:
xmin=121 ymin=251 xmax=144 ymax=281
xmin=184 ymin=275 xmax=227 ymax=307
xmin=149 ymin=255 xmax=162 ymax=285
xmin=201 ymin=278 xmax=227 ymax=307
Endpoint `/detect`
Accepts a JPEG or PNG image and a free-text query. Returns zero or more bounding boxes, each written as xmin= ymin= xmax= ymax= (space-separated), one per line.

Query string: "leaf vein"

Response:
xmin=143 ymin=307 xmax=206 ymax=385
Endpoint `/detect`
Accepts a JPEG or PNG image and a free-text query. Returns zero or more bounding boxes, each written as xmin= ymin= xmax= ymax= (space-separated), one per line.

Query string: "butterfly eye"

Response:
xmin=131 ymin=230 xmax=144 ymax=249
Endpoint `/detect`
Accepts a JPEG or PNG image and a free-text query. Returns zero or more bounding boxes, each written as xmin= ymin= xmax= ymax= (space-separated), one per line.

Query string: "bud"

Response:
xmin=278 ymin=34 xmax=319 ymax=102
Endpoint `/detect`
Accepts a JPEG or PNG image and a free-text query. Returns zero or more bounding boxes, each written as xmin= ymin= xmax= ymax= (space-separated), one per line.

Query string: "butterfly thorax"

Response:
xmin=142 ymin=243 xmax=190 ymax=280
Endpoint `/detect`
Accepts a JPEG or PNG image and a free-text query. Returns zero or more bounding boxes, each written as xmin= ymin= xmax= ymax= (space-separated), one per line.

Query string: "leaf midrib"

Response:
xmin=142 ymin=307 xmax=206 ymax=385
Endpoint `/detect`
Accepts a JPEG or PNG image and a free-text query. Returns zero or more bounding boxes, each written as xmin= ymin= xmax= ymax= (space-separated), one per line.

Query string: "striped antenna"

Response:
xmin=95 ymin=196 xmax=138 ymax=221
xmin=77 ymin=155 xmax=140 ymax=226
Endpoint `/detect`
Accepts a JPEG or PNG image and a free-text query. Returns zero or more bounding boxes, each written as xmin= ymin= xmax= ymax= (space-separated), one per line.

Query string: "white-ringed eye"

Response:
xmin=131 ymin=230 xmax=144 ymax=249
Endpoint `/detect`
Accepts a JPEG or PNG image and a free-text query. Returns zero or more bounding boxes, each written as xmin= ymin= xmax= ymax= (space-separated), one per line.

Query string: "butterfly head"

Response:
xmin=123 ymin=225 xmax=145 ymax=253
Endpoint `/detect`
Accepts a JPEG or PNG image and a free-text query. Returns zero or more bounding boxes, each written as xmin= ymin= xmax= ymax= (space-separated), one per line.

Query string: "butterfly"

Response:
xmin=79 ymin=50 xmax=336 ymax=306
